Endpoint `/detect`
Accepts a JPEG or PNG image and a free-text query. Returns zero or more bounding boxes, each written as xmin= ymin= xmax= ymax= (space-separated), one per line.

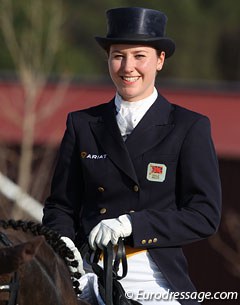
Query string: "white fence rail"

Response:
xmin=0 ymin=171 xmax=43 ymax=221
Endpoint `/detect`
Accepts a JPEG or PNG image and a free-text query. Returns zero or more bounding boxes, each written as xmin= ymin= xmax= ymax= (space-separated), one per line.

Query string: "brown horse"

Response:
xmin=0 ymin=219 xmax=90 ymax=305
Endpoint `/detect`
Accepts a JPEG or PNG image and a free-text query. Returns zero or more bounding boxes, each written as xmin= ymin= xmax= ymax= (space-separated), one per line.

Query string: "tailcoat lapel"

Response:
xmin=125 ymin=95 xmax=175 ymax=159
xmin=89 ymin=95 xmax=174 ymax=183
xmin=90 ymin=100 xmax=139 ymax=184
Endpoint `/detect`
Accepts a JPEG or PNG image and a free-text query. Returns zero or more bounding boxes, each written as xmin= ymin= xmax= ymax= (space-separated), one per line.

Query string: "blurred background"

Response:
xmin=0 ymin=0 xmax=239 ymax=303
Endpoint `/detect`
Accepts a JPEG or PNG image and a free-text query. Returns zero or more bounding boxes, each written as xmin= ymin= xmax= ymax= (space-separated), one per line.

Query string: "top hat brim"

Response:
xmin=95 ymin=36 xmax=175 ymax=58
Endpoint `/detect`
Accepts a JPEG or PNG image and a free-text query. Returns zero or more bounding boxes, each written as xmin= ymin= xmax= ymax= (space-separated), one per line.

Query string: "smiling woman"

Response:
xmin=108 ymin=45 xmax=165 ymax=102
xmin=43 ymin=7 xmax=221 ymax=305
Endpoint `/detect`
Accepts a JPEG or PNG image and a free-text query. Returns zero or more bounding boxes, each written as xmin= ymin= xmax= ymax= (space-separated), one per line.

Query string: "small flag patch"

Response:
xmin=147 ymin=163 xmax=167 ymax=182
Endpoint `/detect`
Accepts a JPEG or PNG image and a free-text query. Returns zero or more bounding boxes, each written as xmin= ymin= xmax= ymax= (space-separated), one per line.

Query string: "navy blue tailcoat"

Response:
xmin=43 ymin=94 xmax=221 ymax=304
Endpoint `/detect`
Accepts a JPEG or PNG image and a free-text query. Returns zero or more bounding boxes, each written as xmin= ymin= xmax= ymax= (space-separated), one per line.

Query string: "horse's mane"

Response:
xmin=0 ymin=219 xmax=81 ymax=295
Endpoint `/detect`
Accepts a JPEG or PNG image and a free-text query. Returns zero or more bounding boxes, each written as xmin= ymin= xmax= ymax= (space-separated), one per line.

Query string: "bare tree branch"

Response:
xmin=0 ymin=0 xmax=23 ymax=67
xmin=42 ymin=1 xmax=63 ymax=71
xmin=0 ymin=0 xmax=66 ymax=216
xmin=31 ymin=146 xmax=56 ymax=202
xmin=0 ymin=90 xmax=22 ymax=127
xmin=37 ymin=77 xmax=70 ymax=123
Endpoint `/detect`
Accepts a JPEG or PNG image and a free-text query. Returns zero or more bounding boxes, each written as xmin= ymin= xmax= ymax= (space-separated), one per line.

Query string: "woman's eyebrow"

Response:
xmin=111 ymin=49 xmax=148 ymax=54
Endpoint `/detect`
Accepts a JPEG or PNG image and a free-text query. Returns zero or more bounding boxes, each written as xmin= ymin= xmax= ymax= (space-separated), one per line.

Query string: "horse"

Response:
xmin=0 ymin=219 xmax=90 ymax=305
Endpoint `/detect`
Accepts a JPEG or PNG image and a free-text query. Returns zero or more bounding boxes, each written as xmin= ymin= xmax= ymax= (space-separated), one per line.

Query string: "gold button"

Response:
xmin=141 ymin=239 xmax=146 ymax=245
xmin=148 ymin=239 xmax=153 ymax=244
xmin=133 ymin=185 xmax=139 ymax=192
xmin=129 ymin=210 xmax=135 ymax=213
xmin=98 ymin=186 xmax=105 ymax=193
xmin=153 ymin=238 xmax=158 ymax=243
xmin=100 ymin=208 xmax=107 ymax=214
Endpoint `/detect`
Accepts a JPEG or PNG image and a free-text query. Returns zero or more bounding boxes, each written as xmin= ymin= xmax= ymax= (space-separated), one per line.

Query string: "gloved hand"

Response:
xmin=60 ymin=236 xmax=85 ymax=276
xmin=88 ymin=214 xmax=132 ymax=250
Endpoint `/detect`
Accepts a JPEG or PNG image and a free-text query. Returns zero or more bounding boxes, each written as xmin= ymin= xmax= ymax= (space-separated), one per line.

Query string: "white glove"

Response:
xmin=60 ymin=236 xmax=85 ymax=276
xmin=88 ymin=214 xmax=132 ymax=250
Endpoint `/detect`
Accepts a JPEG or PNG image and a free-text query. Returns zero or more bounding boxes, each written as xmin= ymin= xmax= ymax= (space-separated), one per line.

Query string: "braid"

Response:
xmin=0 ymin=219 xmax=82 ymax=295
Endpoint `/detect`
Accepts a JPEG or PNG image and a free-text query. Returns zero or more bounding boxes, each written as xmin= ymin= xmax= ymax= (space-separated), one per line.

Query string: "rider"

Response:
xmin=42 ymin=7 xmax=222 ymax=305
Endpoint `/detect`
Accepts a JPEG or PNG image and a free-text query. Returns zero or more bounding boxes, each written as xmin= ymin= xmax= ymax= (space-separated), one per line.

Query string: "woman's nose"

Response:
xmin=121 ymin=57 xmax=134 ymax=73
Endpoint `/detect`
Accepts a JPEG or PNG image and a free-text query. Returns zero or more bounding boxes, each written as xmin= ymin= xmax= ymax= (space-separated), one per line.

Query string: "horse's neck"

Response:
xmin=1 ymin=227 xmax=29 ymax=244
xmin=0 ymin=227 xmax=82 ymax=305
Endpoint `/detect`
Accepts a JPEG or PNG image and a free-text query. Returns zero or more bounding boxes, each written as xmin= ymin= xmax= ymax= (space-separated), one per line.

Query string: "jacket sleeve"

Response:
xmin=130 ymin=116 xmax=222 ymax=248
xmin=42 ymin=113 xmax=83 ymax=240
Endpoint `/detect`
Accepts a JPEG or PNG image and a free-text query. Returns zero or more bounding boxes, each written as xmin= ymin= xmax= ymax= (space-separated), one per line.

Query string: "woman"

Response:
xmin=42 ymin=7 xmax=221 ymax=305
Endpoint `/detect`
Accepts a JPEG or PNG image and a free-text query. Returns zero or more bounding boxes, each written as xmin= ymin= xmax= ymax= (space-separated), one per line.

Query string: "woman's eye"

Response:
xmin=114 ymin=54 xmax=124 ymax=59
xmin=135 ymin=54 xmax=145 ymax=59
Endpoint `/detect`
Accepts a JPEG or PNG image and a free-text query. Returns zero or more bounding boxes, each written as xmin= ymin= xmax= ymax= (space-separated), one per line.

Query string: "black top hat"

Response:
xmin=95 ymin=7 xmax=175 ymax=58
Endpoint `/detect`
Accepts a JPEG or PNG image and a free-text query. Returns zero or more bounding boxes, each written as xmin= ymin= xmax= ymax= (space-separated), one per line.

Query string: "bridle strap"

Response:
xmin=8 ymin=274 xmax=19 ymax=305
xmin=0 ymin=232 xmax=19 ymax=305
xmin=0 ymin=232 xmax=13 ymax=246
xmin=0 ymin=281 xmax=19 ymax=305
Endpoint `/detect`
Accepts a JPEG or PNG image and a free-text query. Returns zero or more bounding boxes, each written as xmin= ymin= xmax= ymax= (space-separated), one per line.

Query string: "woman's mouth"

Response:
xmin=121 ymin=76 xmax=140 ymax=83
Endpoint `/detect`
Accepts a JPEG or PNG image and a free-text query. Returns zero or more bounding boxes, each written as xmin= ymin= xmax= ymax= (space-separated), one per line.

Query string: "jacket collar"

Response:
xmin=90 ymin=94 xmax=174 ymax=184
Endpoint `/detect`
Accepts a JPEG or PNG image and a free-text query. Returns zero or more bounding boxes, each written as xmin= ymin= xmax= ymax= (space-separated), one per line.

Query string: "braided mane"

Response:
xmin=0 ymin=219 xmax=81 ymax=295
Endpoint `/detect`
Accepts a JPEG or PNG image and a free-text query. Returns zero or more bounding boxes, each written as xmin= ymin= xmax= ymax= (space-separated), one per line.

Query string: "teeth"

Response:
xmin=122 ymin=77 xmax=139 ymax=82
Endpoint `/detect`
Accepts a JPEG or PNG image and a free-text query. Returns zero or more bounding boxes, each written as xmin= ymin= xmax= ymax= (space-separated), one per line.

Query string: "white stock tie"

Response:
xmin=115 ymin=88 xmax=158 ymax=141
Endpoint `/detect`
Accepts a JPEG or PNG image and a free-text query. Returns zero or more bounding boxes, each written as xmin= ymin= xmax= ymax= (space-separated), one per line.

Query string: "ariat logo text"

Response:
xmin=86 ymin=154 xmax=107 ymax=159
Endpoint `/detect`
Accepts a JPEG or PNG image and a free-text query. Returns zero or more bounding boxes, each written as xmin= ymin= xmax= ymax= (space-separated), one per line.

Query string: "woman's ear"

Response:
xmin=157 ymin=51 xmax=165 ymax=71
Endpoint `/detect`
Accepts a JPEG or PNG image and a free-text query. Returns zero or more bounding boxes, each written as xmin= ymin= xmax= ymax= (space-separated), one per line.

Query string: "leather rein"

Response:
xmin=0 ymin=232 xmax=19 ymax=305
